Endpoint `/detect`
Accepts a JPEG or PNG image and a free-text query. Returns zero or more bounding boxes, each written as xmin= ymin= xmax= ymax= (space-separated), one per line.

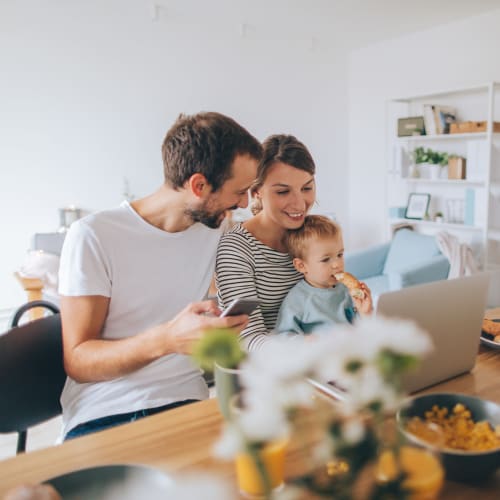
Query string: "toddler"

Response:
xmin=275 ymin=215 xmax=372 ymax=335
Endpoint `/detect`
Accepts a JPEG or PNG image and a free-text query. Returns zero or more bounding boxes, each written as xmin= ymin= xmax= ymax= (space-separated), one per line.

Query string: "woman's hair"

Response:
xmin=284 ymin=215 xmax=341 ymax=259
xmin=250 ymin=134 xmax=316 ymax=214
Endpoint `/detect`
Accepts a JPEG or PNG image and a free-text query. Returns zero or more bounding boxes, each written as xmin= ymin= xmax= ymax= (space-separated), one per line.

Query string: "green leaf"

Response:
xmin=377 ymin=350 xmax=418 ymax=378
xmin=191 ymin=328 xmax=245 ymax=372
xmin=345 ymin=359 xmax=364 ymax=373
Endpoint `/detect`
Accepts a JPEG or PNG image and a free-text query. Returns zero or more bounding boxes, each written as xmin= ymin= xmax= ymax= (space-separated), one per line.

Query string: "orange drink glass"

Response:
xmin=235 ymin=439 xmax=288 ymax=498
xmin=376 ymin=445 xmax=444 ymax=500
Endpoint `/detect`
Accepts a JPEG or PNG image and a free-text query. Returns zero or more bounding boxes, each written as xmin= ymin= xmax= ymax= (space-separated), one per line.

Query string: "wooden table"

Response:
xmin=1 ymin=349 xmax=499 ymax=498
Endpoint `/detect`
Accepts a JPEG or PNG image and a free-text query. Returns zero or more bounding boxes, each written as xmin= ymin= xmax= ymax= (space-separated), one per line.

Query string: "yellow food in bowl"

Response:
xmin=406 ymin=403 xmax=500 ymax=452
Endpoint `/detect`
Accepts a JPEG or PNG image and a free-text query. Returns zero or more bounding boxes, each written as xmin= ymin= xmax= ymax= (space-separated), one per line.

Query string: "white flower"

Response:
xmin=354 ymin=316 xmax=433 ymax=358
xmin=213 ymin=315 xmax=433 ymax=470
xmin=168 ymin=474 xmax=233 ymax=500
xmin=213 ymin=424 xmax=245 ymax=459
xmin=240 ymin=336 xmax=321 ymax=383
xmin=341 ymin=417 xmax=366 ymax=444
xmin=339 ymin=365 xmax=401 ymax=413
xmin=239 ymin=404 xmax=290 ymax=442
xmin=312 ymin=438 xmax=334 ymax=465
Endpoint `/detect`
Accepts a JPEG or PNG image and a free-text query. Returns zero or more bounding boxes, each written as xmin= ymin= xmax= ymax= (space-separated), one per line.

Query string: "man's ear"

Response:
xmin=293 ymin=257 xmax=307 ymax=275
xmin=251 ymin=187 xmax=261 ymax=200
xmin=188 ymin=173 xmax=210 ymax=198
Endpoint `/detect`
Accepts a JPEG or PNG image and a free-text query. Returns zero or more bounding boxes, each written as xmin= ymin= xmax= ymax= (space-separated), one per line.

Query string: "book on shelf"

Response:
xmin=423 ymin=104 xmax=437 ymax=135
xmin=422 ymin=104 xmax=457 ymax=135
xmin=466 ymin=141 xmax=488 ymax=181
xmin=436 ymin=106 xmax=457 ymax=134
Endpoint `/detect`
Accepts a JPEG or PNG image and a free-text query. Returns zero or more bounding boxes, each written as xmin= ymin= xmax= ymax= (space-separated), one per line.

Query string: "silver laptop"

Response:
xmin=309 ymin=273 xmax=490 ymax=399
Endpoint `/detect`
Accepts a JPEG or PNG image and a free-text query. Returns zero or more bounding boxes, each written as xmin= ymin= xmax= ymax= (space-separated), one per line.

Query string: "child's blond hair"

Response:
xmin=284 ymin=215 xmax=342 ymax=259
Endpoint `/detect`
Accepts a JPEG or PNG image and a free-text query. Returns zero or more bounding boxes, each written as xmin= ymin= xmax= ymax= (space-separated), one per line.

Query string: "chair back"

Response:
xmin=0 ymin=301 xmax=65 ymax=453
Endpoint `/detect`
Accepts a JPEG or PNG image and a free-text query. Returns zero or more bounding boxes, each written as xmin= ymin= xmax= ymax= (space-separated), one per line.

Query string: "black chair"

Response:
xmin=0 ymin=300 xmax=66 ymax=454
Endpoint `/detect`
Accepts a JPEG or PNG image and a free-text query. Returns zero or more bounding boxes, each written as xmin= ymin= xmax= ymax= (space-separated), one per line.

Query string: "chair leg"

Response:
xmin=17 ymin=430 xmax=27 ymax=454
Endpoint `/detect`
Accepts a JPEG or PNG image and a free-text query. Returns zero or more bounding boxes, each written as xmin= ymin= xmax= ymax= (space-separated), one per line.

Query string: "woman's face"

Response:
xmin=254 ymin=162 xmax=316 ymax=229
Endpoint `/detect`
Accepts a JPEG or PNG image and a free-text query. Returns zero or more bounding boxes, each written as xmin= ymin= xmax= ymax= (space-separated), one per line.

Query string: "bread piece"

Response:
xmin=482 ymin=318 xmax=500 ymax=336
xmin=334 ymin=272 xmax=364 ymax=299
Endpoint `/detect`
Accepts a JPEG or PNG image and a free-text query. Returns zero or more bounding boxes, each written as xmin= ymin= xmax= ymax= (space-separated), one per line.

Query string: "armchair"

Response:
xmin=345 ymin=229 xmax=450 ymax=299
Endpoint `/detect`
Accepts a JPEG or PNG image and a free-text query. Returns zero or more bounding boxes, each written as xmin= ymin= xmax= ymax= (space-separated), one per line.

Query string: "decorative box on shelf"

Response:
xmin=397 ymin=116 xmax=425 ymax=137
xmin=448 ymin=157 xmax=466 ymax=179
xmin=450 ymin=121 xmax=500 ymax=134
xmin=389 ymin=207 xmax=406 ymax=218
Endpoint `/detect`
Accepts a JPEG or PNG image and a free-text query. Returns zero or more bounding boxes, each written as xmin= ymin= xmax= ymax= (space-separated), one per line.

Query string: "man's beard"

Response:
xmin=186 ymin=205 xmax=237 ymax=229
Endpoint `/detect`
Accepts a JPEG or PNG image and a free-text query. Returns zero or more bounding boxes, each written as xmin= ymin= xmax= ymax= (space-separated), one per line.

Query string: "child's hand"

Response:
xmin=353 ymin=283 xmax=373 ymax=315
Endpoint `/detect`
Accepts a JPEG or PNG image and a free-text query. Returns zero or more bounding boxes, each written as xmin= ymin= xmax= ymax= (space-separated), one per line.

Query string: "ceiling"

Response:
xmin=323 ymin=0 xmax=500 ymax=49
xmin=159 ymin=0 xmax=500 ymax=50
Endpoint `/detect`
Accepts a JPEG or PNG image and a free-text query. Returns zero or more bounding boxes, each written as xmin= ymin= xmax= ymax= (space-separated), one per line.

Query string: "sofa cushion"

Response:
xmin=383 ymin=229 xmax=441 ymax=274
xmin=363 ymin=274 xmax=390 ymax=299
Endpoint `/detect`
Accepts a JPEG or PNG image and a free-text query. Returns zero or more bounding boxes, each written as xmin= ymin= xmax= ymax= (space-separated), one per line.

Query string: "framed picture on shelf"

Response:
xmin=405 ymin=193 xmax=430 ymax=220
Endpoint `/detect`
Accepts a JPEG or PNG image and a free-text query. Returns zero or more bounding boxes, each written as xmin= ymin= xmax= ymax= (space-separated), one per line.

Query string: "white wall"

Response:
xmin=347 ymin=7 xmax=500 ymax=250
xmin=0 ymin=0 xmax=349 ymax=310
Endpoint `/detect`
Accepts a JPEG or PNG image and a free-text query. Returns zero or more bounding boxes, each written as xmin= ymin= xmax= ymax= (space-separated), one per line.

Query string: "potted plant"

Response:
xmin=434 ymin=211 xmax=444 ymax=223
xmin=411 ymin=147 xmax=449 ymax=179
xmin=192 ymin=328 xmax=246 ymax=420
xmin=211 ymin=317 xmax=440 ymax=499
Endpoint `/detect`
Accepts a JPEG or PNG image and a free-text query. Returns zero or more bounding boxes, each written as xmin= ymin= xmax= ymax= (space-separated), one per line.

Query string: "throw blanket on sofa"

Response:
xmin=436 ymin=231 xmax=478 ymax=279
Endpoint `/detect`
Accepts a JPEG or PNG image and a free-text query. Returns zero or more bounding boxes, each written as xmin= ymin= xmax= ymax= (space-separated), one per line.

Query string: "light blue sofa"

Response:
xmin=344 ymin=229 xmax=450 ymax=299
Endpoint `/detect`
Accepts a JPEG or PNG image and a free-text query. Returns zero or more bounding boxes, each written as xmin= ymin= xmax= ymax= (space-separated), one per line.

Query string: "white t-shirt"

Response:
xmin=58 ymin=201 xmax=223 ymax=435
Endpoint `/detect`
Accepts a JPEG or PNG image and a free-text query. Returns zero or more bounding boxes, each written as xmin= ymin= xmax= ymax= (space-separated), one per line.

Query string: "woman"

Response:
xmin=216 ymin=134 xmax=316 ymax=351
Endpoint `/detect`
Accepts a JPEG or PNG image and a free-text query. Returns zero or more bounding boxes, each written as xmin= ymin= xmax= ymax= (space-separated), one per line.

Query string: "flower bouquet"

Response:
xmin=193 ymin=317 xmax=443 ymax=499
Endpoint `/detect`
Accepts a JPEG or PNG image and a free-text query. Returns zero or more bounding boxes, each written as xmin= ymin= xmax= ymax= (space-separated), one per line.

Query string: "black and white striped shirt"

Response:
xmin=216 ymin=223 xmax=302 ymax=351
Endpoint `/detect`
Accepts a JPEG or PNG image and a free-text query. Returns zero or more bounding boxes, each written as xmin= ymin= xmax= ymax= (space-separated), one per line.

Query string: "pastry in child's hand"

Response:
xmin=334 ymin=272 xmax=364 ymax=299
xmin=482 ymin=318 xmax=500 ymax=336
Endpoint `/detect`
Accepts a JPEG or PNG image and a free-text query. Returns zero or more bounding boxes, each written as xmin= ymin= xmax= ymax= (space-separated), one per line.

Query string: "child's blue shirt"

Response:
xmin=275 ymin=279 xmax=357 ymax=335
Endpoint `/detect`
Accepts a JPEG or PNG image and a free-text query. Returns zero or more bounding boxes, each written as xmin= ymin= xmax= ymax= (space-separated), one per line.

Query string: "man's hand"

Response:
xmin=62 ymin=296 xmax=249 ymax=383
xmin=163 ymin=300 xmax=249 ymax=355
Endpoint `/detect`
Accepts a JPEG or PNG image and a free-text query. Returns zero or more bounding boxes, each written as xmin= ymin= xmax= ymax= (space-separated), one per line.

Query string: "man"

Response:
xmin=58 ymin=112 xmax=262 ymax=439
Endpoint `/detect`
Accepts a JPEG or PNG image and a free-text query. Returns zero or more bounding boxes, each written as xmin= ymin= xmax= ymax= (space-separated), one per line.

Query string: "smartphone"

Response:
xmin=220 ymin=298 xmax=259 ymax=317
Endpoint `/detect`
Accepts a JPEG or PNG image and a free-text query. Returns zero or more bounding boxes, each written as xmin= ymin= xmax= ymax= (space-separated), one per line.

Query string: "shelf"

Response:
xmin=389 ymin=218 xmax=483 ymax=232
xmin=397 ymin=132 xmax=489 ymax=142
xmin=391 ymin=83 xmax=494 ymax=103
xmin=400 ymin=178 xmax=485 ymax=187
xmin=387 ymin=83 xmax=499 ymax=271
xmin=489 ymin=229 xmax=500 ymax=241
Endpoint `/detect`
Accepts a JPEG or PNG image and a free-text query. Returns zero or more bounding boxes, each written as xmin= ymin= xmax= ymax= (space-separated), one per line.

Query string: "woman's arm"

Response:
xmin=216 ymin=232 xmax=272 ymax=351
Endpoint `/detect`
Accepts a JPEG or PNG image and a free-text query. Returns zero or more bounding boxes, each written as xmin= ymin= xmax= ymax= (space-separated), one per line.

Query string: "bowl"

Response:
xmin=396 ymin=393 xmax=500 ymax=482
xmin=45 ymin=465 xmax=173 ymax=499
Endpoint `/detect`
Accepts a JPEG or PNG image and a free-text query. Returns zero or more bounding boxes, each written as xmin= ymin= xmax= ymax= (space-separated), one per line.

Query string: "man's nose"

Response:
xmin=238 ymin=192 xmax=249 ymax=209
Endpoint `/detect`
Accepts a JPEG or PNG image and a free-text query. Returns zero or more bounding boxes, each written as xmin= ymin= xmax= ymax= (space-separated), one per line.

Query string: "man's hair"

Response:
xmin=284 ymin=215 xmax=342 ymax=259
xmin=162 ymin=112 xmax=262 ymax=191
xmin=250 ymin=134 xmax=316 ymax=214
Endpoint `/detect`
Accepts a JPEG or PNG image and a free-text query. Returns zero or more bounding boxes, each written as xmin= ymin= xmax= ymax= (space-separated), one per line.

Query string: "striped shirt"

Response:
xmin=216 ymin=223 xmax=302 ymax=351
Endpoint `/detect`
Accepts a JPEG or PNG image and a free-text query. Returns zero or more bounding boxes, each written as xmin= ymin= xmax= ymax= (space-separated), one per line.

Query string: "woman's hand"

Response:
xmin=353 ymin=283 xmax=373 ymax=315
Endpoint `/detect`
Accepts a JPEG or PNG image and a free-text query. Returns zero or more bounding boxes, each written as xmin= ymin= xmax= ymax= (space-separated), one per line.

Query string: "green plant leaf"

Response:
xmin=192 ymin=328 xmax=245 ymax=372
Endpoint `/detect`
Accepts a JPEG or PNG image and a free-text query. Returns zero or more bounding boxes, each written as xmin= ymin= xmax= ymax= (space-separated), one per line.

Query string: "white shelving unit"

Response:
xmin=386 ymin=82 xmax=500 ymax=271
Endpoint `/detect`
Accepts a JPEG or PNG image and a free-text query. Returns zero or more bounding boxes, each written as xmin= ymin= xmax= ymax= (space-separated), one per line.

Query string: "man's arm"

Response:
xmin=61 ymin=295 xmax=248 ymax=383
